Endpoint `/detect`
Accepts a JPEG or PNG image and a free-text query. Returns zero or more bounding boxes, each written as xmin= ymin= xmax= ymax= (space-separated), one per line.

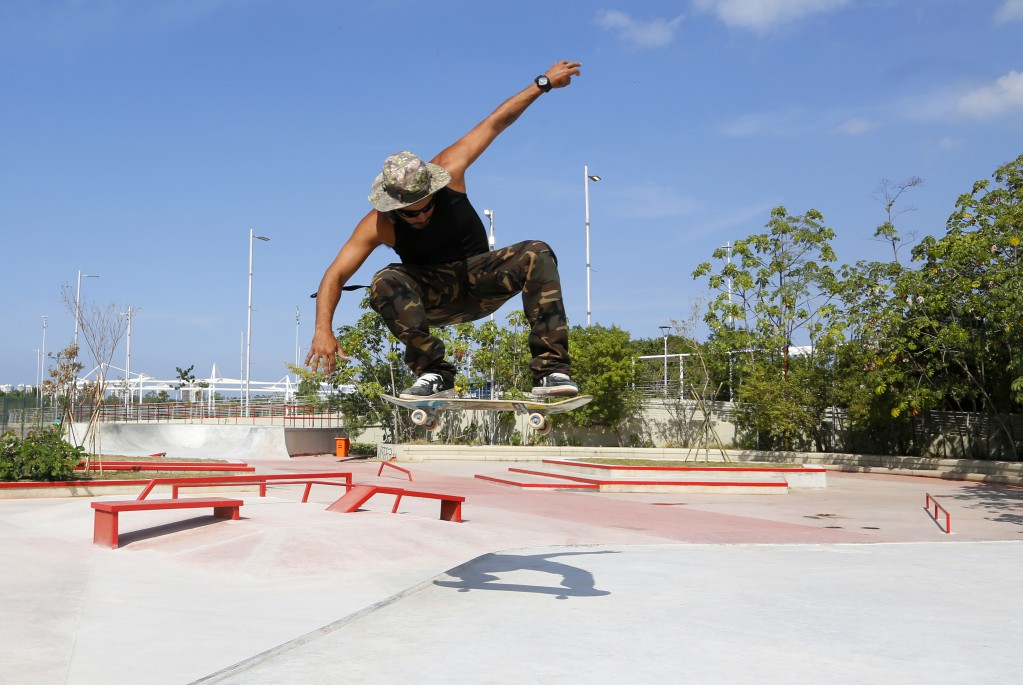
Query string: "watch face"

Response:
xmin=537 ymin=76 xmax=549 ymax=87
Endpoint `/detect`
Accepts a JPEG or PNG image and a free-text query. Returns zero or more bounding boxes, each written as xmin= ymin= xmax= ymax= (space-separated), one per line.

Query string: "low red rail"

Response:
xmin=173 ymin=478 xmax=351 ymax=502
xmin=377 ymin=461 xmax=413 ymax=481
xmin=135 ymin=472 xmax=352 ymax=500
xmin=925 ymin=493 xmax=951 ymax=534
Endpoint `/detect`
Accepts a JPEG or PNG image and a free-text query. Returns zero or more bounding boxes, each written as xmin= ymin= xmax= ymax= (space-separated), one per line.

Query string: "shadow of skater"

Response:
xmin=434 ymin=550 xmax=615 ymax=600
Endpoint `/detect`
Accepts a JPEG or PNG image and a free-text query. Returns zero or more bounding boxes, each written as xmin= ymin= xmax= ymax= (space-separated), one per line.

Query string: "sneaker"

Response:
xmin=399 ymin=372 xmax=456 ymax=399
xmin=531 ymin=372 xmax=579 ymax=397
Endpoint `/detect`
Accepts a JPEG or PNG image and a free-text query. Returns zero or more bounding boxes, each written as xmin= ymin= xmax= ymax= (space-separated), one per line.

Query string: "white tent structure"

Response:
xmin=78 ymin=363 xmax=353 ymax=407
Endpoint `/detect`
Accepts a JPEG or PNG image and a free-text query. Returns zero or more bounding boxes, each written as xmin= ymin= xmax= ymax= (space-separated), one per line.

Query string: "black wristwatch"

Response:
xmin=534 ymin=74 xmax=552 ymax=93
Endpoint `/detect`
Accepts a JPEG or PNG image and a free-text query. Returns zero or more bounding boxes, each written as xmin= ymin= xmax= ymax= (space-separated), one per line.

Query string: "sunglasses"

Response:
xmin=395 ymin=196 xmax=436 ymax=218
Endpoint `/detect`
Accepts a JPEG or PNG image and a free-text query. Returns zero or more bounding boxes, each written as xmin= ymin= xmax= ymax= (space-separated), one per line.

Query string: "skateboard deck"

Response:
xmin=380 ymin=394 xmax=592 ymax=434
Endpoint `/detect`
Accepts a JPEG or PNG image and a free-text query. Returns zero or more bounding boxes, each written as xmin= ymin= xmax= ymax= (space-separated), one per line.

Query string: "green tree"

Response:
xmin=893 ymin=152 xmax=1023 ymax=457
xmin=41 ymin=343 xmax=83 ymax=427
xmin=694 ymin=206 xmax=843 ymax=450
xmin=332 ymin=302 xmax=416 ymax=443
xmin=562 ymin=324 xmax=644 ymax=443
xmin=833 ymin=178 xmax=933 ymax=455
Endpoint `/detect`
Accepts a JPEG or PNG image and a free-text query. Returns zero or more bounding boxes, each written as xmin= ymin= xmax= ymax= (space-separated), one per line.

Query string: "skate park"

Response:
xmin=2 ymin=444 xmax=1022 ymax=684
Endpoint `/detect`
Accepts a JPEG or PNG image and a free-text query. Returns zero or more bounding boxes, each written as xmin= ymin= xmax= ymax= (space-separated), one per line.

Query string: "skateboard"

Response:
xmin=380 ymin=394 xmax=592 ymax=435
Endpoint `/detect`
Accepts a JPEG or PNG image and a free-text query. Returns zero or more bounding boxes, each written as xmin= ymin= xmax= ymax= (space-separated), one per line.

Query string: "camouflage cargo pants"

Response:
xmin=369 ymin=240 xmax=570 ymax=383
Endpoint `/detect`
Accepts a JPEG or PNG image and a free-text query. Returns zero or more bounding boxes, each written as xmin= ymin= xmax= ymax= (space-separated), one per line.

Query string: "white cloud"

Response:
xmin=834 ymin=118 xmax=878 ymax=135
xmin=596 ymin=10 xmax=685 ymax=49
xmin=956 ymin=70 xmax=1023 ymax=120
xmin=692 ymin=0 xmax=849 ymax=33
xmin=719 ymin=108 xmax=805 ymax=137
xmin=995 ymin=0 xmax=1023 ymax=24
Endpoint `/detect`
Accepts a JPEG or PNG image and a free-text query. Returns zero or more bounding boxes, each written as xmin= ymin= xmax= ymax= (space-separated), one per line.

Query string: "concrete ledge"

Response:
xmin=540 ymin=459 xmax=826 ymax=489
xmin=749 ymin=451 xmax=1023 ymax=484
xmin=377 ymin=444 xmax=1023 ymax=483
xmin=377 ymin=444 xmax=754 ymax=462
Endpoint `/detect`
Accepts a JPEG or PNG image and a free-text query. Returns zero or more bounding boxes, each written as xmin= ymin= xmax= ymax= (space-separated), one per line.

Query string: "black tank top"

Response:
xmin=391 ymin=187 xmax=489 ymax=265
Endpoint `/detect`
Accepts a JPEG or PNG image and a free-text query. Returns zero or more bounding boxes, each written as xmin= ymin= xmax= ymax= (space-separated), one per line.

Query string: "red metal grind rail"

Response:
xmin=377 ymin=461 xmax=413 ymax=481
xmin=135 ymin=472 xmax=352 ymax=500
xmin=925 ymin=493 xmax=951 ymax=534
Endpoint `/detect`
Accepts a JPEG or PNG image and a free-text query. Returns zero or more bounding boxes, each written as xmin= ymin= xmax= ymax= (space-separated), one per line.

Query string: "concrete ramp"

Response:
xmin=68 ymin=423 xmax=346 ymax=460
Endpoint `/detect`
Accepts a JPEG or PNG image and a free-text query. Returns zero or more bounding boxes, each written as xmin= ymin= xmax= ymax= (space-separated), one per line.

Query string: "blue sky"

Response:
xmin=2 ymin=0 xmax=1021 ymax=388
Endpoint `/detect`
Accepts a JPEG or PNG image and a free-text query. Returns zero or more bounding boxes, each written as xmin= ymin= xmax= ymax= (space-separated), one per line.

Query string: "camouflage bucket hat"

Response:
xmin=368 ymin=151 xmax=452 ymax=211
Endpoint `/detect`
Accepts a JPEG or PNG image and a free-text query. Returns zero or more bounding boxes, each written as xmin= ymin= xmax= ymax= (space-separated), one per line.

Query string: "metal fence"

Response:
xmin=69 ymin=400 xmax=345 ymax=428
xmin=1 ymin=396 xmax=61 ymax=437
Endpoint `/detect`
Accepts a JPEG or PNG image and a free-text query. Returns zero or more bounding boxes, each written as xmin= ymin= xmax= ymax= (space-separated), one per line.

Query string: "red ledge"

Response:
xmin=542 ymin=459 xmax=824 ymax=473
xmin=474 ymin=474 xmax=599 ymax=489
xmin=508 ymin=468 xmax=786 ymax=487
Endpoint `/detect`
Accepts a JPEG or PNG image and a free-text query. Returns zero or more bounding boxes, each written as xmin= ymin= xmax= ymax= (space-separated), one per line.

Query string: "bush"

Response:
xmin=350 ymin=442 xmax=377 ymax=456
xmin=0 ymin=429 xmax=84 ymax=482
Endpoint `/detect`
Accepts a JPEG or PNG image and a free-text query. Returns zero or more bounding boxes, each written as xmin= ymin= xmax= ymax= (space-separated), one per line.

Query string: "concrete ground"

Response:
xmin=1 ymin=456 xmax=1021 ymax=684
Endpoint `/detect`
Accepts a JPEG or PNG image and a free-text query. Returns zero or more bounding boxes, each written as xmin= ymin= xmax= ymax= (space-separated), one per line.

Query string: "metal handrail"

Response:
xmin=925 ymin=493 xmax=951 ymax=534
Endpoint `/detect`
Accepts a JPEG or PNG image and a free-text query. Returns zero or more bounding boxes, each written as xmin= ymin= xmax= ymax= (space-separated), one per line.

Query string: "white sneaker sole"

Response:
xmin=530 ymin=386 xmax=579 ymax=398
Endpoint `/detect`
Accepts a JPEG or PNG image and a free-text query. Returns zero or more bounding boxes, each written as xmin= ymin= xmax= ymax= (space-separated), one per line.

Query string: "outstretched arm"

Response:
xmin=434 ymin=60 xmax=582 ymax=192
xmin=305 ymin=210 xmax=392 ymax=374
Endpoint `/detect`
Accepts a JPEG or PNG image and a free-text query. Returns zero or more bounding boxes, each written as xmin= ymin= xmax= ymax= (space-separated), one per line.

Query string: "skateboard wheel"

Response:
xmin=411 ymin=408 xmax=430 ymax=426
xmin=527 ymin=413 xmax=546 ymax=430
xmin=423 ymin=418 xmax=437 ymax=431
xmin=534 ymin=423 xmax=551 ymax=436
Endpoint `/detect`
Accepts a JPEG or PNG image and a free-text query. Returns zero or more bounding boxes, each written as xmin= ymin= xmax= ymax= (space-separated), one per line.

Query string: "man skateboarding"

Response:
xmin=306 ymin=60 xmax=583 ymax=400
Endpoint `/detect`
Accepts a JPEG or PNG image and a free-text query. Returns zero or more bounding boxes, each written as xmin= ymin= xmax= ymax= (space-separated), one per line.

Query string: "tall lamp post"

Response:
xmin=39 ymin=315 xmax=48 ymax=407
xmin=483 ymin=209 xmax=497 ymax=401
xmin=584 ymin=166 xmax=601 ymax=326
xmin=295 ymin=305 xmax=301 ymax=366
xmin=121 ymin=306 xmax=139 ymax=410
xmin=659 ymin=325 xmax=671 ymax=397
xmin=483 ymin=208 xmax=495 ymax=252
xmin=722 ymin=240 xmax=735 ymax=401
xmin=245 ymin=230 xmax=270 ymax=416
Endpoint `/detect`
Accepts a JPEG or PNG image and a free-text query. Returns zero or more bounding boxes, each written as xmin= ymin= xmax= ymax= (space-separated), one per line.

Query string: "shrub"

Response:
xmin=350 ymin=441 xmax=377 ymax=456
xmin=0 ymin=429 xmax=84 ymax=482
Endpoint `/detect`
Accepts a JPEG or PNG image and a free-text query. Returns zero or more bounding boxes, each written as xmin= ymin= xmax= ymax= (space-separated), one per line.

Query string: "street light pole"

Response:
xmin=39 ymin=315 xmax=47 ymax=406
xmin=721 ymin=241 xmax=735 ymax=401
xmin=659 ymin=325 xmax=670 ymax=397
xmin=584 ymin=166 xmax=601 ymax=326
xmin=245 ymin=230 xmax=270 ymax=416
xmin=120 ymin=306 xmax=139 ymax=410
xmin=483 ymin=209 xmax=496 ymax=401
xmin=483 ymin=208 xmax=495 ymax=252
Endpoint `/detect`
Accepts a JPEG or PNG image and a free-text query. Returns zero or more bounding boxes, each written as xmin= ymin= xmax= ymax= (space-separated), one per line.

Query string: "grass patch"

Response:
xmin=83 ymin=455 xmax=226 ymax=463
xmin=74 ymin=470 xmax=251 ymax=481
xmin=76 ymin=456 xmax=250 ymax=480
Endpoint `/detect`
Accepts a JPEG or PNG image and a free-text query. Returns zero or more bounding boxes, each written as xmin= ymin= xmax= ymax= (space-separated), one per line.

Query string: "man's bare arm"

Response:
xmin=305 ymin=210 xmax=392 ymax=373
xmin=435 ymin=60 xmax=582 ymax=191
